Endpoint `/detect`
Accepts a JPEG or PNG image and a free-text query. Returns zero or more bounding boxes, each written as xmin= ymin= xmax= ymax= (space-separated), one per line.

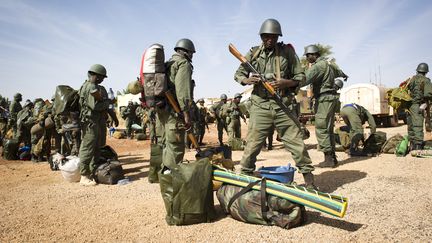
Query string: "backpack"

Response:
xmin=217 ymin=178 xmax=305 ymax=229
xmin=363 ymin=131 xmax=387 ymax=154
xmin=95 ymin=161 xmax=125 ymax=185
xmin=140 ymin=44 xmax=168 ymax=108
xmin=381 ymin=134 xmax=404 ymax=154
xmin=53 ymin=85 xmax=80 ymax=115
xmin=387 ymin=78 xmax=412 ymax=111
xmin=159 ymin=158 xmax=215 ymax=225
xmin=100 ymin=145 xmax=118 ymax=162
xmin=2 ymin=138 xmax=19 ymax=160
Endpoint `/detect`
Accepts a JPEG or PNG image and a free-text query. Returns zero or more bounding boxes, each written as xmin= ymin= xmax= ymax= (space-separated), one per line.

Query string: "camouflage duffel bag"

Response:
xmin=217 ymin=178 xmax=306 ymax=229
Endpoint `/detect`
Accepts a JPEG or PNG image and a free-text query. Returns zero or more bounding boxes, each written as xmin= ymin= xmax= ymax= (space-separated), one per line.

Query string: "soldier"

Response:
xmin=209 ymin=94 xmax=228 ymax=146
xmin=224 ymin=93 xmax=246 ymax=140
xmin=78 ymin=64 xmax=110 ymax=186
xmin=302 ymin=45 xmax=348 ymax=167
xmin=16 ymin=99 xmax=35 ymax=147
xmin=156 ymin=38 xmax=195 ymax=169
xmin=0 ymin=95 xmax=9 ymax=140
xmin=9 ymin=93 xmax=23 ymax=138
xmin=135 ymin=104 xmax=149 ymax=136
xmin=234 ymin=19 xmax=316 ymax=189
xmin=406 ymin=63 xmax=432 ymax=150
xmin=121 ymin=101 xmax=138 ymax=139
xmin=339 ymin=103 xmax=377 ymax=156
xmin=196 ymin=98 xmax=209 ymax=145
xmin=30 ymin=98 xmax=47 ymax=162
xmin=99 ymin=85 xmax=119 ymax=146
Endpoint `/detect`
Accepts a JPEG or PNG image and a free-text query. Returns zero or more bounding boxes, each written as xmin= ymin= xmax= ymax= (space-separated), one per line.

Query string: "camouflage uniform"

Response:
xmin=156 ymin=51 xmax=193 ymax=169
xmin=234 ymin=42 xmax=314 ymax=175
xmin=224 ymin=100 xmax=245 ymax=140
xmin=0 ymin=95 xmax=9 ymax=140
xmin=339 ymin=103 xmax=376 ymax=152
xmin=78 ymin=80 xmax=110 ymax=176
xmin=9 ymin=95 xmax=22 ymax=138
xmin=121 ymin=102 xmax=137 ymax=138
xmin=406 ymin=74 xmax=432 ymax=147
xmin=196 ymin=101 xmax=208 ymax=145
xmin=209 ymin=100 xmax=227 ymax=145
xmin=16 ymin=101 xmax=34 ymax=146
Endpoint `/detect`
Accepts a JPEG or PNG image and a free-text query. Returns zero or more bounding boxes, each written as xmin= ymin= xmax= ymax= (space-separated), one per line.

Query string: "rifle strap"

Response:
xmin=275 ymin=46 xmax=282 ymax=96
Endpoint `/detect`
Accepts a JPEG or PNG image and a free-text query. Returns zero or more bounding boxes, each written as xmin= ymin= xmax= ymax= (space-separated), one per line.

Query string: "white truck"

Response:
xmin=339 ymin=83 xmax=399 ymax=127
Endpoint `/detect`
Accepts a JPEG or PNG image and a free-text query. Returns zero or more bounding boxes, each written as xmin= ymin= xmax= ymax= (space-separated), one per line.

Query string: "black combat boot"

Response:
xmin=302 ymin=172 xmax=318 ymax=190
xmin=321 ymin=152 xmax=338 ymax=168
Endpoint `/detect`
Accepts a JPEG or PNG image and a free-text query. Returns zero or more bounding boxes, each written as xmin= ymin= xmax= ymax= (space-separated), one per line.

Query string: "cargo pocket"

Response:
xmin=166 ymin=123 xmax=185 ymax=144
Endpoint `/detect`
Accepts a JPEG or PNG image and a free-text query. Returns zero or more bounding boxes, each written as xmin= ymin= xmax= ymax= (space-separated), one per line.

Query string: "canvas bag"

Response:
xmin=363 ymin=131 xmax=387 ymax=154
xmin=387 ymin=78 xmax=412 ymax=110
xmin=381 ymin=134 xmax=404 ymax=154
xmin=95 ymin=161 xmax=125 ymax=185
xmin=217 ymin=178 xmax=305 ymax=229
xmin=140 ymin=44 xmax=168 ymax=107
xmin=159 ymin=158 xmax=215 ymax=225
xmin=53 ymin=85 xmax=80 ymax=115
xmin=148 ymin=143 xmax=162 ymax=183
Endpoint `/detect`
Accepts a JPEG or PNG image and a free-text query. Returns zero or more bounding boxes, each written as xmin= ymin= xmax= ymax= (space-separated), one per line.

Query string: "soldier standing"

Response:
xmin=16 ymin=99 xmax=34 ymax=147
xmin=0 ymin=95 xmax=9 ymax=140
xmin=302 ymin=44 xmax=348 ymax=167
xmin=406 ymin=63 xmax=432 ymax=150
xmin=209 ymin=94 xmax=228 ymax=146
xmin=156 ymin=38 xmax=195 ymax=169
xmin=135 ymin=104 xmax=149 ymax=136
xmin=196 ymin=98 xmax=209 ymax=145
xmin=9 ymin=93 xmax=23 ymax=138
xmin=78 ymin=64 xmax=110 ymax=186
xmin=224 ymin=93 xmax=246 ymax=140
xmin=339 ymin=103 xmax=377 ymax=155
xmin=234 ymin=18 xmax=316 ymax=188
xmin=121 ymin=101 xmax=137 ymax=139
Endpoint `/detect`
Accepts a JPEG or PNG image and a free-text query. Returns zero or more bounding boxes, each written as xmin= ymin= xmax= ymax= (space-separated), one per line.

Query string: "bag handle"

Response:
xmin=227 ymin=178 xmax=269 ymax=223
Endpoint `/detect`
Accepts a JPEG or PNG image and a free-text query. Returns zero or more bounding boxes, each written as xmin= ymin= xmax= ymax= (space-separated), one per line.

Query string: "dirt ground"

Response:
xmin=1 ymin=121 xmax=432 ymax=242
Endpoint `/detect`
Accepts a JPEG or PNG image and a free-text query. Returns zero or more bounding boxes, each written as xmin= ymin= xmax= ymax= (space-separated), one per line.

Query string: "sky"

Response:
xmin=0 ymin=0 xmax=431 ymax=101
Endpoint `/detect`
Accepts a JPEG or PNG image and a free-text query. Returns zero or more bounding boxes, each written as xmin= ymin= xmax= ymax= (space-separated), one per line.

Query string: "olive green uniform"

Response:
xmin=303 ymin=57 xmax=345 ymax=153
xmin=234 ymin=43 xmax=314 ymax=174
xmin=78 ymin=80 xmax=109 ymax=176
xmin=339 ymin=104 xmax=376 ymax=149
xmin=9 ymin=99 xmax=22 ymax=138
xmin=209 ymin=101 xmax=227 ymax=145
xmin=121 ymin=104 xmax=137 ymax=138
xmin=156 ymin=52 xmax=193 ymax=169
xmin=406 ymin=74 xmax=432 ymax=145
xmin=135 ymin=105 xmax=149 ymax=135
xmin=224 ymin=101 xmax=245 ymax=140
xmin=0 ymin=96 xmax=8 ymax=139
xmin=16 ymin=106 xmax=34 ymax=146
xmin=196 ymin=103 xmax=208 ymax=144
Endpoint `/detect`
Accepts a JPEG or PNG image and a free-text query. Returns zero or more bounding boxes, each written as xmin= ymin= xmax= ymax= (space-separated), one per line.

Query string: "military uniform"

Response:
xmin=121 ymin=102 xmax=138 ymax=138
xmin=0 ymin=95 xmax=9 ymax=140
xmin=156 ymin=40 xmax=194 ymax=169
xmin=196 ymin=100 xmax=208 ymax=145
xmin=9 ymin=94 xmax=23 ymax=138
xmin=224 ymin=99 xmax=245 ymax=140
xmin=78 ymin=79 xmax=109 ymax=177
xmin=339 ymin=103 xmax=376 ymax=153
xmin=234 ymin=41 xmax=314 ymax=175
xmin=135 ymin=105 xmax=149 ymax=135
xmin=16 ymin=101 xmax=34 ymax=146
xmin=406 ymin=73 xmax=432 ymax=147
xmin=209 ymin=99 xmax=227 ymax=145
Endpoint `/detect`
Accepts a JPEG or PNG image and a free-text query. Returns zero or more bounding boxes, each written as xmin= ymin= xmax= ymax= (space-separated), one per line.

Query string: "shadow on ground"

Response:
xmin=315 ymin=170 xmax=367 ymax=193
xmin=305 ymin=211 xmax=364 ymax=232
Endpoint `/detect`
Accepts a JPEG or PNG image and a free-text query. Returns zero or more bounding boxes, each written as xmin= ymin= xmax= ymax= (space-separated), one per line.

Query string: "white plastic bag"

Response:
xmin=58 ymin=155 xmax=81 ymax=182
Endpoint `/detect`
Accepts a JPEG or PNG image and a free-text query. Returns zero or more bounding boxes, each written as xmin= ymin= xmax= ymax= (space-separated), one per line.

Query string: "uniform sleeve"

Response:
xmin=234 ymin=48 xmax=255 ymax=85
xmin=303 ymin=61 xmax=325 ymax=86
xmin=87 ymin=84 xmax=109 ymax=111
xmin=174 ymin=60 xmax=193 ymax=111
xmin=409 ymin=77 xmax=424 ymax=104
xmin=287 ymin=47 xmax=305 ymax=83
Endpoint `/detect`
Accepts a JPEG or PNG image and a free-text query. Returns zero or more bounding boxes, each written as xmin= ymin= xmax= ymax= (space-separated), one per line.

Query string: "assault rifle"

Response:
xmin=228 ymin=43 xmax=301 ymax=129
xmin=165 ymin=91 xmax=201 ymax=152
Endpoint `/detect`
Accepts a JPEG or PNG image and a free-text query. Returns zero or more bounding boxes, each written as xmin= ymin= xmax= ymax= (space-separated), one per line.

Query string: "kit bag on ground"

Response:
xmin=217 ymin=178 xmax=305 ymax=229
xmin=148 ymin=143 xmax=162 ymax=183
xmin=381 ymin=133 xmax=404 ymax=154
xmin=2 ymin=138 xmax=19 ymax=160
xmin=159 ymin=158 xmax=215 ymax=225
xmin=58 ymin=156 xmax=81 ymax=182
xmin=229 ymin=137 xmax=245 ymax=151
xmin=140 ymin=44 xmax=167 ymax=107
xmin=196 ymin=145 xmax=232 ymax=160
xmin=363 ymin=131 xmax=387 ymax=154
xmin=95 ymin=161 xmax=125 ymax=185
xmin=100 ymin=145 xmax=118 ymax=162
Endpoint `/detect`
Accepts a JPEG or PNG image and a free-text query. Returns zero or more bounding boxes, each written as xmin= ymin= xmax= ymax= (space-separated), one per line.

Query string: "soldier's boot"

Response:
xmin=267 ymin=140 xmax=273 ymax=150
xmin=31 ymin=154 xmax=38 ymax=162
xmin=321 ymin=152 xmax=338 ymax=168
xmin=302 ymin=172 xmax=318 ymax=190
xmin=218 ymin=138 xmax=224 ymax=146
xmin=80 ymin=175 xmax=97 ymax=186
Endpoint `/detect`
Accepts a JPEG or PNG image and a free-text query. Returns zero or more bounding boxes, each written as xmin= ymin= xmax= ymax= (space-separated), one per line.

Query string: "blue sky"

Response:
xmin=1 ymin=0 xmax=431 ymax=101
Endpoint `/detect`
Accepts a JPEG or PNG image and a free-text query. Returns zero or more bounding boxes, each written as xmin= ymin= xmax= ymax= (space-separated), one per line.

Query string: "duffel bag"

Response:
xmin=95 ymin=161 xmax=125 ymax=185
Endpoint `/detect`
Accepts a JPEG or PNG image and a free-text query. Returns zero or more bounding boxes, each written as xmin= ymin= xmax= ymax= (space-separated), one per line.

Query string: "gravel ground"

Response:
xmin=1 ymin=122 xmax=432 ymax=242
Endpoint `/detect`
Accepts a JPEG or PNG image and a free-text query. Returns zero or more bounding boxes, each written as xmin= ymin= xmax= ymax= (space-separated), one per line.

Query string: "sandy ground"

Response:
xmin=1 ymin=121 xmax=432 ymax=242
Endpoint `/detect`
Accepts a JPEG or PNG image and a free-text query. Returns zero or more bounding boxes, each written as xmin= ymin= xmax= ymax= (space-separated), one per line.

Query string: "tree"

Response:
xmin=300 ymin=43 xmax=335 ymax=69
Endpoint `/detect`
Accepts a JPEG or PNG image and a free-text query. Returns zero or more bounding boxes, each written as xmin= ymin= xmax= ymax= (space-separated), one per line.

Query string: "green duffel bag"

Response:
xmin=229 ymin=137 xmax=245 ymax=151
xmin=3 ymin=138 xmax=19 ymax=160
xmin=363 ymin=131 xmax=387 ymax=154
xmin=159 ymin=158 xmax=215 ymax=225
xmin=381 ymin=133 xmax=404 ymax=154
xmin=217 ymin=178 xmax=306 ymax=229
xmin=148 ymin=143 xmax=162 ymax=183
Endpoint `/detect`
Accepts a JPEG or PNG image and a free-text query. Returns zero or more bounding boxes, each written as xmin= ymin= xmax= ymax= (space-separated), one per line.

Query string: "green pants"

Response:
xmin=79 ymin=122 xmax=100 ymax=176
xmin=407 ymin=103 xmax=424 ymax=145
xmin=216 ymin=118 xmax=226 ymax=144
xmin=227 ymin=117 xmax=241 ymax=140
xmin=125 ymin=118 xmax=133 ymax=137
xmin=314 ymin=96 xmax=338 ymax=153
xmin=240 ymin=104 xmax=314 ymax=174
xmin=156 ymin=108 xmax=186 ymax=169
xmin=342 ymin=106 xmax=365 ymax=148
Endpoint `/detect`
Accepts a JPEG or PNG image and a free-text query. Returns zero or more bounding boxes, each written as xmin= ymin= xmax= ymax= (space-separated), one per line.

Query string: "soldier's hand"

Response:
xmin=270 ymin=78 xmax=299 ymax=89
xmin=241 ymin=73 xmax=260 ymax=85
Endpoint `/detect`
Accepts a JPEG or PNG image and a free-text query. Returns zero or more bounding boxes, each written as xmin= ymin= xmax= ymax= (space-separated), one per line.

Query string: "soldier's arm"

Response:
xmin=302 ymin=61 xmax=324 ymax=87
xmin=234 ymin=48 xmax=255 ymax=85
xmin=287 ymin=45 xmax=305 ymax=85
xmin=174 ymin=60 xmax=193 ymax=112
xmin=365 ymin=110 xmax=377 ymax=134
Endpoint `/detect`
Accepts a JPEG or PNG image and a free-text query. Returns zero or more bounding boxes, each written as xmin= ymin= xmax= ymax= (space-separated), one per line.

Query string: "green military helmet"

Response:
xmin=234 ymin=93 xmax=242 ymax=99
xmin=88 ymin=64 xmax=107 ymax=77
xmin=259 ymin=19 xmax=282 ymax=36
xmin=334 ymin=77 xmax=344 ymax=90
xmin=14 ymin=93 xmax=22 ymax=99
xmin=304 ymin=44 xmax=320 ymax=55
xmin=174 ymin=38 xmax=196 ymax=53
xmin=220 ymin=94 xmax=227 ymax=100
xmin=416 ymin=63 xmax=429 ymax=73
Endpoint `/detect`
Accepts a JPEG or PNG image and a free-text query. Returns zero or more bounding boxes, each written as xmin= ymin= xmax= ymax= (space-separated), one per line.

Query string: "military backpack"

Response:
xmin=387 ymin=78 xmax=412 ymax=111
xmin=363 ymin=131 xmax=387 ymax=155
xmin=381 ymin=133 xmax=404 ymax=154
